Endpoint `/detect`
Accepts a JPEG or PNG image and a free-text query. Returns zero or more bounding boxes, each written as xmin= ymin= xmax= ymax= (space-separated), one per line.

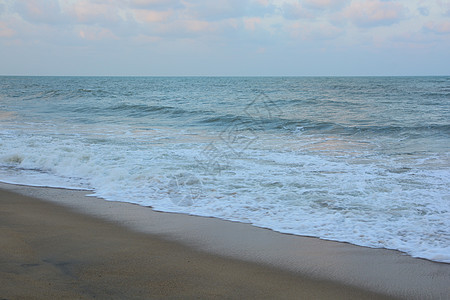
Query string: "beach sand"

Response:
xmin=1 ymin=182 xmax=449 ymax=299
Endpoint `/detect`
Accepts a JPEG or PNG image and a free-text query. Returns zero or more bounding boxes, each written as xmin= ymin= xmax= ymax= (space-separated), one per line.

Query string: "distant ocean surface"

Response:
xmin=1 ymin=76 xmax=449 ymax=262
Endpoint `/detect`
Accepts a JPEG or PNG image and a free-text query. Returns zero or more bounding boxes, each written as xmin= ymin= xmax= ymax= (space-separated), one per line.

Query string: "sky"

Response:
xmin=0 ymin=0 xmax=449 ymax=76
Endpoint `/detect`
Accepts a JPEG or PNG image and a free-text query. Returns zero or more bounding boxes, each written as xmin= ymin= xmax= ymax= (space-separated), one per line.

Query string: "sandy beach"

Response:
xmin=1 ymin=182 xmax=449 ymax=299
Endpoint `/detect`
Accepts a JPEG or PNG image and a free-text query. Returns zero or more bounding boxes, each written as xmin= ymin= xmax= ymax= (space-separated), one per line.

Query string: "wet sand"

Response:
xmin=1 ymin=182 xmax=449 ymax=299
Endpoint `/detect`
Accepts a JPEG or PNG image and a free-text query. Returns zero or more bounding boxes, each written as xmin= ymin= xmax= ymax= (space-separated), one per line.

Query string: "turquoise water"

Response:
xmin=1 ymin=76 xmax=449 ymax=262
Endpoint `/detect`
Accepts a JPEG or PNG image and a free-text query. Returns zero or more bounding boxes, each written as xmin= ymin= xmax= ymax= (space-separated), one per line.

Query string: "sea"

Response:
xmin=0 ymin=76 xmax=449 ymax=263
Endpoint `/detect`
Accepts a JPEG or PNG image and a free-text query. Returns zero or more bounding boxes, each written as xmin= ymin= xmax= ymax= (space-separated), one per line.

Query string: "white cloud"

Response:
xmin=282 ymin=2 xmax=314 ymax=19
xmin=65 ymin=0 xmax=123 ymax=25
xmin=289 ymin=21 xmax=343 ymax=40
xmin=424 ymin=20 xmax=450 ymax=34
xmin=1 ymin=0 xmax=449 ymax=75
xmin=418 ymin=6 xmax=429 ymax=16
xmin=0 ymin=21 xmax=15 ymax=38
xmin=14 ymin=0 xmax=65 ymax=24
xmin=130 ymin=0 xmax=184 ymax=12
xmin=340 ymin=0 xmax=406 ymax=27
xmin=79 ymin=27 xmax=118 ymax=41
xmin=132 ymin=9 xmax=172 ymax=23
xmin=303 ymin=0 xmax=349 ymax=10
xmin=183 ymin=0 xmax=273 ymax=21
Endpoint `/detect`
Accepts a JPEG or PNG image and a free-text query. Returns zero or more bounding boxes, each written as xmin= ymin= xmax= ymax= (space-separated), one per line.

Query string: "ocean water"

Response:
xmin=1 ymin=76 xmax=449 ymax=262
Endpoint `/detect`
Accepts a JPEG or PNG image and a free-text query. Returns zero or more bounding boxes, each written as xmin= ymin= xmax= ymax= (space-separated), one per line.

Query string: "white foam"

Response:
xmin=1 ymin=123 xmax=449 ymax=263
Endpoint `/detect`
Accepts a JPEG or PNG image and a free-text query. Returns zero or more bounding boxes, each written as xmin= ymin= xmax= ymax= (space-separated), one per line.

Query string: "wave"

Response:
xmin=73 ymin=103 xmax=216 ymax=121
xmin=196 ymin=112 xmax=450 ymax=136
xmin=111 ymin=103 xmax=186 ymax=116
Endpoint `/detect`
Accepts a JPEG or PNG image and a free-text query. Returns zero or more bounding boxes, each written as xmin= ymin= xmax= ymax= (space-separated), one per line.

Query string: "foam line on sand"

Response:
xmin=1 ymin=182 xmax=449 ymax=299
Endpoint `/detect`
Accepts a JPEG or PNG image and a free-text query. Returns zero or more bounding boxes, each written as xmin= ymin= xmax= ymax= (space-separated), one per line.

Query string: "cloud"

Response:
xmin=442 ymin=3 xmax=450 ymax=17
xmin=184 ymin=0 xmax=273 ymax=21
xmin=131 ymin=0 xmax=182 ymax=8
xmin=153 ymin=20 xmax=219 ymax=38
xmin=243 ymin=17 xmax=263 ymax=31
xmin=79 ymin=27 xmax=118 ymax=41
xmin=0 ymin=21 xmax=15 ymax=38
xmin=340 ymin=0 xmax=405 ymax=27
xmin=65 ymin=0 xmax=123 ymax=25
xmin=14 ymin=0 xmax=64 ymax=24
xmin=281 ymin=0 xmax=349 ymax=21
xmin=133 ymin=9 xmax=172 ymax=23
xmin=182 ymin=0 xmax=243 ymax=21
xmin=130 ymin=0 xmax=184 ymax=13
xmin=303 ymin=0 xmax=349 ymax=10
xmin=128 ymin=0 xmax=276 ymax=39
xmin=418 ymin=6 xmax=429 ymax=16
xmin=182 ymin=19 xmax=215 ymax=33
xmin=282 ymin=2 xmax=314 ymax=20
xmin=289 ymin=21 xmax=343 ymax=40
xmin=2 ymin=0 xmax=450 ymax=77
xmin=424 ymin=21 xmax=450 ymax=35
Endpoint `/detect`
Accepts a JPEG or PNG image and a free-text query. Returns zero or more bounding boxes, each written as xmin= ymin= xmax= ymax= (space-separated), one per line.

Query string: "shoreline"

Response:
xmin=1 ymin=182 xmax=449 ymax=299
